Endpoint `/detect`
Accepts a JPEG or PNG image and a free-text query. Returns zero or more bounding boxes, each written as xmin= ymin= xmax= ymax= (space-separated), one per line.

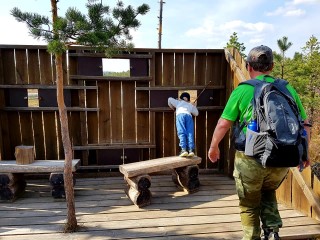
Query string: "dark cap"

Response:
xmin=180 ymin=92 xmax=190 ymax=101
xmin=246 ymin=45 xmax=273 ymax=64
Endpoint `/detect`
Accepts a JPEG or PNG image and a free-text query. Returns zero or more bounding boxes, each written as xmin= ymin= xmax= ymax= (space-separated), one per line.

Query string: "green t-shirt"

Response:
xmin=221 ymin=75 xmax=307 ymax=127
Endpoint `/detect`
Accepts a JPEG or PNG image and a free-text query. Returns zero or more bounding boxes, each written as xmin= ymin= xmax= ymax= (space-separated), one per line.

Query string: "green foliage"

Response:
xmin=104 ymin=70 xmax=130 ymax=77
xmin=11 ymin=0 xmax=150 ymax=55
xmin=226 ymin=32 xmax=246 ymax=58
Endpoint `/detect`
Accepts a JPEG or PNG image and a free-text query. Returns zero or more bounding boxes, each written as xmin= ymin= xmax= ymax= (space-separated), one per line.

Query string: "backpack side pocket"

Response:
xmin=244 ymin=128 xmax=267 ymax=156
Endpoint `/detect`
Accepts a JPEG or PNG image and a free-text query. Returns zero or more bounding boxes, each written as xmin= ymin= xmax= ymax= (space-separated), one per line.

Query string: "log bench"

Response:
xmin=0 ymin=159 xmax=80 ymax=201
xmin=119 ymin=156 xmax=202 ymax=207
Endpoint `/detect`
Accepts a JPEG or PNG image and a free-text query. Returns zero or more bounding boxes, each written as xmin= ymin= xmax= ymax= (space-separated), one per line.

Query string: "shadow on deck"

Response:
xmin=0 ymin=173 xmax=319 ymax=239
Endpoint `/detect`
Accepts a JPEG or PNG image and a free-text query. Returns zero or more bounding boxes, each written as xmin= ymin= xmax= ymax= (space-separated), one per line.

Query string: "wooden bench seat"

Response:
xmin=0 ymin=160 xmax=80 ymax=201
xmin=119 ymin=156 xmax=201 ymax=207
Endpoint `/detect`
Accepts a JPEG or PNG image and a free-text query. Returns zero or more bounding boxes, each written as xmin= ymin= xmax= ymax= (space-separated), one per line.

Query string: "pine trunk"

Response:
xmin=55 ymin=53 xmax=78 ymax=231
xmin=51 ymin=0 xmax=77 ymax=232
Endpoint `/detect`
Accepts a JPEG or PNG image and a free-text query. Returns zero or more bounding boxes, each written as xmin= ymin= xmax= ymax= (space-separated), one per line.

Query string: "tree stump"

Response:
xmin=0 ymin=173 xmax=26 ymax=201
xmin=172 ymin=164 xmax=200 ymax=193
xmin=15 ymin=146 xmax=34 ymax=165
xmin=124 ymin=174 xmax=152 ymax=207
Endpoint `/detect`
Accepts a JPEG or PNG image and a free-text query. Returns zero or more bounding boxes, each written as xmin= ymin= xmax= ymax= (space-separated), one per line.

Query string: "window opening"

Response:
xmin=27 ymin=89 xmax=39 ymax=107
xmin=102 ymin=58 xmax=130 ymax=77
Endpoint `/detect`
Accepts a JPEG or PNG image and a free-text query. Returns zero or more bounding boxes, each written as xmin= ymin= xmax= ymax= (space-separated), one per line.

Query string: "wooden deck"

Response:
xmin=0 ymin=173 xmax=319 ymax=240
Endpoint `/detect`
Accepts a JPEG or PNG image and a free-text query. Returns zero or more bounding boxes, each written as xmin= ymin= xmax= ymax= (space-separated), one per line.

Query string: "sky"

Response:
xmin=0 ymin=0 xmax=319 ymax=71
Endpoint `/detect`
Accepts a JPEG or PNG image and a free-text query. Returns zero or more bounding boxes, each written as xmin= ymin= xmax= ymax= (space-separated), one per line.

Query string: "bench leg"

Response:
xmin=49 ymin=173 xmax=76 ymax=199
xmin=0 ymin=173 xmax=26 ymax=201
xmin=172 ymin=164 xmax=200 ymax=193
xmin=124 ymin=174 xmax=152 ymax=207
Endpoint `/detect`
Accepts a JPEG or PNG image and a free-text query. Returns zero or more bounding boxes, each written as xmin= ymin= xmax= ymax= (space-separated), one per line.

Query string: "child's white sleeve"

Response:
xmin=168 ymin=97 xmax=178 ymax=108
xmin=190 ymin=105 xmax=199 ymax=116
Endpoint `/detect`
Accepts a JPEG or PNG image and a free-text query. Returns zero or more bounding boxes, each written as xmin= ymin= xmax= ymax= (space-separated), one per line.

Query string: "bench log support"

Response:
xmin=49 ymin=173 xmax=76 ymax=199
xmin=0 ymin=173 xmax=26 ymax=201
xmin=172 ymin=164 xmax=200 ymax=193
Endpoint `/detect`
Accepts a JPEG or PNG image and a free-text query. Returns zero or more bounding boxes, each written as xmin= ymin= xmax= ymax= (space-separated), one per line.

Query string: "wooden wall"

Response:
xmin=0 ymin=46 xmax=230 ymax=173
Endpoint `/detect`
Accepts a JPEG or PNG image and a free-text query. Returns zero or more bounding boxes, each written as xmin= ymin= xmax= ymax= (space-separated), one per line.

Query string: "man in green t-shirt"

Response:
xmin=208 ymin=45 xmax=311 ymax=240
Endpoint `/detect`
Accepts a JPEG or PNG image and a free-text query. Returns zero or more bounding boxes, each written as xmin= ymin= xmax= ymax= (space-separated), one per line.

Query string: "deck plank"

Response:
xmin=0 ymin=174 xmax=319 ymax=239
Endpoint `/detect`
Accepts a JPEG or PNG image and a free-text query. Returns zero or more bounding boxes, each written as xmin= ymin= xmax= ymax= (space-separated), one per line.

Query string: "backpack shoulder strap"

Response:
xmin=239 ymin=79 xmax=263 ymax=87
xmin=273 ymin=78 xmax=295 ymax=100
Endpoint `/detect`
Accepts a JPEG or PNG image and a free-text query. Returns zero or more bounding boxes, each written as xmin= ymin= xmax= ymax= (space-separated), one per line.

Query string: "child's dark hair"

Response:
xmin=180 ymin=92 xmax=190 ymax=101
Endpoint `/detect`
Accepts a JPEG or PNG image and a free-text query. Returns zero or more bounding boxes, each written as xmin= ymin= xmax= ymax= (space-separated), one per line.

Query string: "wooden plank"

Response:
xmin=2 ymin=107 xmax=99 ymax=111
xmin=27 ymin=49 xmax=41 ymax=85
xmin=155 ymin=112 xmax=164 ymax=157
xmin=183 ymin=53 xmax=195 ymax=85
xmin=39 ymin=49 xmax=54 ymax=85
xmin=0 ymin=85 xmax=97 ymax=89
xmin=313 ymin=175 xmax=320 ymax=220
xmin=122 ymin=81 xmax=136 ymax=143
xmin=163 ymin=53 xmax=174 ymax=85
xmin=195 ymin=111 xmax=207 ymax=167
xmin=154 ymin=52 xmax=162 ymax=86
xmin=292 ymin=167 xmax=312 ymax=216
xmin=0 ymin=50 xmax=11 ymax=160
xmin=19 ymin=112 xmax=34 ymax=146
xmin=42 ymin=112 xmax=58 ymax=159
xmin=110 ymin=81 xmax=122 ymax=143
xmin=291 ymin=167 xmax=320 ymax=218
xmin=6 ymin=112 xmax=21 ymax=159
xmin=163 ymin=112 xmax=176 ymax=156
xmin=136 ymin=86 xmax=225 ymax=90
xmin=276 ymin=170 xmax=293 ymax=207
xmin=97 ymin=82 xmax=111 ymax=143
xmin=136 ymin=81 xmax=150 ymax=143
xmin=195 ymin=53 xmax=207 ymax=85
xmin=86 ymin=87 xmax=98 ymax=144
xmin=119 ymin=156 xmax=201 ymax=178
xmin=224 ymin=48 xmax=247 ymax=85
xmin=55 ymin=112 xmax=64 ymax=160
xmin=68 ymin=53 xmax=152 ymax=58
xmin=174 ymin=53 xmax=183 ymax=86
xmin=31 ymin=112 xmax=45 ymax=159
xmin=2 ymin=49 xmax=16 ymax=84
xmin=14 ymin=49 xmax=28 ymax=84
xmin=70 ymin=75 xmax=152 ymax=81
xmin=0 ymin=159 xmax=80 ymax=173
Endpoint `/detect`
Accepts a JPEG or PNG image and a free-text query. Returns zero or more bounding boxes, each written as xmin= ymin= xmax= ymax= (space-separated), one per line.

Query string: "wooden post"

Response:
xmin=15 ymin=146 xmax=34 ymax=165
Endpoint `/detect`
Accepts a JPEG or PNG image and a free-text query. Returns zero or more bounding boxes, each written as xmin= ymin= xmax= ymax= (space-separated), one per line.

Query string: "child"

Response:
xmin=168 ymin=92 xmax=199 ymax=157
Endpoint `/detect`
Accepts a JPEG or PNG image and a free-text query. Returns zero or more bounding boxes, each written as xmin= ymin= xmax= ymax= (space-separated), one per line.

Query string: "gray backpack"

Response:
xmin=239 ymin=77 xmax=308 ymax=167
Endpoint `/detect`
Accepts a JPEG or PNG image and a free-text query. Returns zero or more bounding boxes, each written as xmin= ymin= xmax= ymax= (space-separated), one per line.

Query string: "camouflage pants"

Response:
xmin=233 ymin=151 xmax=289 ymax=240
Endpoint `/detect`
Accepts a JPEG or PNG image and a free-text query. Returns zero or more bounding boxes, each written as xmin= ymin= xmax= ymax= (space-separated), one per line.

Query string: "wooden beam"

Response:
xmin=224 ymin=48 xmax=247 ymax=83
xmin=136 ymin=86 xmax=225 ymax=90
xmin=69 ymin=75 xmax=152 ymax=81
xmin=291 ymin=168 xmax=320 ymax=218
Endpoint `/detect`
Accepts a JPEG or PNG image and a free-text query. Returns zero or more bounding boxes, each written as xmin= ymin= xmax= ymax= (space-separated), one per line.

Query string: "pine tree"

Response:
xmin=226 ymin=32 xmax=246 ymax=58
xmin=277 ymin=36 xmax=293 ymax=79
xmin=11 ymin=0 xmax=149 ymax=232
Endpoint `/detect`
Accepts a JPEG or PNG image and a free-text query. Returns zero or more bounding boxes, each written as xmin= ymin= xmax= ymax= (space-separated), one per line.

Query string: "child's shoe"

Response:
xmin=179 ymin=149 xmax=188 ymax=157
xmin=188 ymin=150 xmax=195 ymax=157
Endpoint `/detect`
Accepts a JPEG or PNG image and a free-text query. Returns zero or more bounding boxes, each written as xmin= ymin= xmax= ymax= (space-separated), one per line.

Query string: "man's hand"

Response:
xmin=298 ymin=160 xmax=310 ymax=172
xmin=208 ymin=145 xmax=220 ymax=163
